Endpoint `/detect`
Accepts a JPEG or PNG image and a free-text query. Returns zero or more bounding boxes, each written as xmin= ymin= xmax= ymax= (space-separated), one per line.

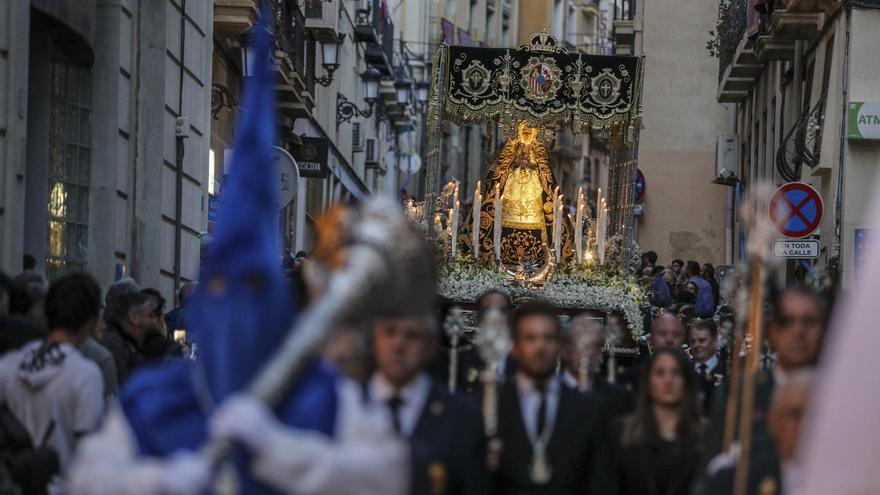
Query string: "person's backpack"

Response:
xmin=0 ymin=404 xmax=59 ymax=495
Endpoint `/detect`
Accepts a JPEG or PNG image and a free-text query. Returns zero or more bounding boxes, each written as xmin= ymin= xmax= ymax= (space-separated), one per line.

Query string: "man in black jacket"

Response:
xmin=492 ymin=301 xmax=610 ymax=495
xmin=369 ymin=314 xmax=488 ymax=495
xmin=560 ymin=314 xmax=633 ymax=419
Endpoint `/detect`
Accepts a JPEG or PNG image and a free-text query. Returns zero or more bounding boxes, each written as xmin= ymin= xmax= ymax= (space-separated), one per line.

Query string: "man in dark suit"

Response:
xmin=560 ymin=314 xmax=633 ymax=418
xmin=689 ymin=318 xmax=726 ymax=416
xmin=492 ymin=301 xmax=609 ymax=495
xmin=369 ymin=314 xmax=488 ymax=495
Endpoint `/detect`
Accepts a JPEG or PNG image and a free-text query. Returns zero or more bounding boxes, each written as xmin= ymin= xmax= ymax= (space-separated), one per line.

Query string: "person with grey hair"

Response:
xmin=100 ymin=278 xmax=160 ymax=385
xmin=368 ymin=313 xmax=489 ymax=494
xmin=560 ymin=315 xmax=633 ymax=419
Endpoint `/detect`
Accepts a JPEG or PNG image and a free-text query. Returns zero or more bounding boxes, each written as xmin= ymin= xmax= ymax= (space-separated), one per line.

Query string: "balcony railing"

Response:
xmin=354 ymin=0 xmax=394 ymax=74
xmin=614 ymin=0 xmax=636 ymax=21
xmin=714 ymin=0 xmax=747 ymax=80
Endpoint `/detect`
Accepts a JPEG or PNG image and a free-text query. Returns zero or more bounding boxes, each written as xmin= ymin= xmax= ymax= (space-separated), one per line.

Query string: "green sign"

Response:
xmin=848 ymin=102 xmax=880 ymax=140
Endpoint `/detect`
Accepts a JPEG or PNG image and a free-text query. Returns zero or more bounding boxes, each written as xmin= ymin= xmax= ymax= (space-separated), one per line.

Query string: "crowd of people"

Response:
xmin=0 ymin=246 xmax=830 ymax=495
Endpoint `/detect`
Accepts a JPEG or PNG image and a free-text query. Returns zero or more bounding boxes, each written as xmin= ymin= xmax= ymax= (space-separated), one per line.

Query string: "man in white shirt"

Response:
xmin=493 ymin=301 xmax=609 ymax=495
xmin=369 ymin=314 xmax=488 ymax=495
xmin=0 ymin=272 xmax=104 ymax=493
xmin=689 ymin=319 xmax=725 ymax=415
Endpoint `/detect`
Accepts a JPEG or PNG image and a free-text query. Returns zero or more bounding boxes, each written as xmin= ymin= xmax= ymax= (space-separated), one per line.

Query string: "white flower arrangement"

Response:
xmin=437 ymin=257 xmax=647 ymax=339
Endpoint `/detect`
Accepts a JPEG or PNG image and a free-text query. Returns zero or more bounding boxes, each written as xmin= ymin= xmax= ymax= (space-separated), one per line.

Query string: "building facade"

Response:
xmin=717 ymin=0 xmax=880 ymax=285
xmin=0 ymin=0 xmax=212 ymax=300
xmin=613 ymin=0 xmax=732 ymax=266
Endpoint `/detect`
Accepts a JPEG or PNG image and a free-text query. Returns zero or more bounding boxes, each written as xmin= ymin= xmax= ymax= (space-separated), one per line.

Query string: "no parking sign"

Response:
xmin=769 ymin=182 xmax=823 ymax=239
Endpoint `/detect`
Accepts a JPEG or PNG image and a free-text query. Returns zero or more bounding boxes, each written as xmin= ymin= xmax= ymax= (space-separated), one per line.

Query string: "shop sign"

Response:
xmin=848 ymin=102 xmax=880 ymax=140
xmin=293 ymin=137 xmax=330 ymax=178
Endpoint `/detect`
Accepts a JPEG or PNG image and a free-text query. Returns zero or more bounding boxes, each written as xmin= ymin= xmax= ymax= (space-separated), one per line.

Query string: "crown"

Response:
xmin=520 ymin=26 xmax=565 ymax=54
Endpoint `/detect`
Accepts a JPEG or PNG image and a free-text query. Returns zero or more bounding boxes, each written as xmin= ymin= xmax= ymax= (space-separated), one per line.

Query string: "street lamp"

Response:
xmin=415 ymin=80 xmax=430 ymax=106
xmin=362 ymin=67 xmax=382 ymax=104
xmin=336 ymin=67 xmax=384 ymax=127
xmin=240 ymin=26 xmax=273 ymax=78
xmin=394 ymin=75 xmax=412 ymax=106
xmin=316 ymin=32 xmax=344 ymax=87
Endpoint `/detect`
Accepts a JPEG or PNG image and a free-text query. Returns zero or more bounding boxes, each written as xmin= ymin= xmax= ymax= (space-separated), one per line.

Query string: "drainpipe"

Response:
xmin=832 ymin=6 xmax=851 ymax=264
xmin=725 ymin=103 xmax=737 ymax=266
xmin=173 ymin=0 xmax=187 ymax=302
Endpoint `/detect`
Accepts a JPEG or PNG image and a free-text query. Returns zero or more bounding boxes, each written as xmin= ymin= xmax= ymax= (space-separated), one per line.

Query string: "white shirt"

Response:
xmin=694 ymin=355 xmax=719 ymax=375
xmin=368 ymin=372 xmax=431 ymax=438
xmin=516 ymin=373 xmax=560 ymax=442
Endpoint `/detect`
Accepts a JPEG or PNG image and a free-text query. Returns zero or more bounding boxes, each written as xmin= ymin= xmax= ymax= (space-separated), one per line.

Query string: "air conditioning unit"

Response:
xmin=365 ymin=138 xmax=379 ymax=168
xmin=714 ymin=134 xmax=738 ymax=185
xmin=352 ymin=122 xmax=364 ymax=152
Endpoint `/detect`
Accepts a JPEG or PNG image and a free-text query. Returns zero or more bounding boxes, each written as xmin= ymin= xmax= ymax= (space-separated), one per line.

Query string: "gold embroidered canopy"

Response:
xmin=428 ymin=29 xmax=644 ymax=139
xmin=424 ymin=29 xmax=645 ymax=249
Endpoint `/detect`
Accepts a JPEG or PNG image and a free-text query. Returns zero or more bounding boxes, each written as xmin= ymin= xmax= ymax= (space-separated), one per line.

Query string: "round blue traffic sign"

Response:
xmin=769 ymin=182 xmax=823 ymax=239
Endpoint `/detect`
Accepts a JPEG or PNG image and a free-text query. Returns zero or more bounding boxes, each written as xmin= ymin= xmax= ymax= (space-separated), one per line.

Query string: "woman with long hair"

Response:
xmin=611 ymin=348 xmax=705 ymax=495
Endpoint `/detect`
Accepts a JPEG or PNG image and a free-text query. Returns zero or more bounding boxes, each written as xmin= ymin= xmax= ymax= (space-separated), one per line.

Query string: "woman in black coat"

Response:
xmin=610 ymin=348 xmax=706 ymax=495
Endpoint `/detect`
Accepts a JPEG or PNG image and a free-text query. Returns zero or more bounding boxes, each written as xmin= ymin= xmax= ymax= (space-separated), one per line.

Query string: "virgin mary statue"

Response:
xmin=462 ymin=122 xmax=573 ymax=275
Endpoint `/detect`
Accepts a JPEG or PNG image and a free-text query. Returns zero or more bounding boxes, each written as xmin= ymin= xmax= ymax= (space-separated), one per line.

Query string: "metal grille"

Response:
xmin=46 ymin=59 xmax=91 ymax=280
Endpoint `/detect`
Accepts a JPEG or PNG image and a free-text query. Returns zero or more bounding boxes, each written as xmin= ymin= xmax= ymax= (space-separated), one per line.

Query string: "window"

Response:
xmin=46 ymin=58 xmax=91 ymax=280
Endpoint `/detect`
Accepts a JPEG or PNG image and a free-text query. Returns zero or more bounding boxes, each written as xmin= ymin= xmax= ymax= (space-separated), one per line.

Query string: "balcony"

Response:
xmin=768 ymin=9 xmax=824 ymax=41
xmin=718 ymin=36 xmax=760 ymax=103
xmin=304 ymin=0 xmax=340 ymax=43
xmin=354 ymin=0 xmax=394 ymax=75
xmin=781 ymin=0 xmax=839 ymax=15
xmin=580 ymin=0 xmax=601 ymax=17
xmin=271 ymin=0 xmax=314 ymax=119
xmin=612 ymin=0 xmax=636 ymax=52
xmin=214 ymin=0 xmax=258 ymax=38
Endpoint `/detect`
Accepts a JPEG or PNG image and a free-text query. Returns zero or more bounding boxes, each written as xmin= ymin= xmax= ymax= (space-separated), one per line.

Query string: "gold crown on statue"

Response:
xmin=521 ymin=26 xmax=566 ymax=54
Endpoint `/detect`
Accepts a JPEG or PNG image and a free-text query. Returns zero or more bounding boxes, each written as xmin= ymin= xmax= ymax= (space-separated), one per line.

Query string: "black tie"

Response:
xmin=536 ymin=387 xmax=548 ymax=436
xmin=387 ymin=395 xmax=404 ymax=434
xmin=698 ymin=363 xmax=708 ymax=377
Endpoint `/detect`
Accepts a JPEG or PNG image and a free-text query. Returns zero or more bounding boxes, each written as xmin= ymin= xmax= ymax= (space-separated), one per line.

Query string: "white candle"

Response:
xmin=555 ymin=203 xmax=563 ymax=263
xmin=472 ymin=182 xmax=481 ymax=262
xmin=494 ymin=185 xmax=503 ymax=264
xmin=599 ymin=200 xmax=607 ymax=265
xmin=451 ymin=183 xmax=460 ymax=259
xmin=575 ymin=187 xmax=584 ymax=264
xmin=434 ymin=213 xmax=443 ymax=238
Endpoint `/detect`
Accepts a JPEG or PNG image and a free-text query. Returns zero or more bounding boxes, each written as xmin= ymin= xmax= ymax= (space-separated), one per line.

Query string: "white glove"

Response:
xmin=706 ymin=442 xmax=741 ymax=476
xmin=210 ymin=394 xmax=279 ymax=453
xmin=158 ymin=451 xmax=212 ymax=495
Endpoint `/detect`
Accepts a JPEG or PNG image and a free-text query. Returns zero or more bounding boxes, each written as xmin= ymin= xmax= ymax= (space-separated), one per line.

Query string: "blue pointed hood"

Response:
xmin=187 ymin=15 xmax=292 ymax=401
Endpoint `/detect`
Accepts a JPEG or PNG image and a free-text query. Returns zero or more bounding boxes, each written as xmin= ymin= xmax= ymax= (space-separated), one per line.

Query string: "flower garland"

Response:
xmin=437 ymin=257 xmax=647 ymax=339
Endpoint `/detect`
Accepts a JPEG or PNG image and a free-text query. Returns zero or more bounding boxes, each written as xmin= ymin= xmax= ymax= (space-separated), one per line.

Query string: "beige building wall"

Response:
xmin=635 ymin=0 xmax=729 ymax=265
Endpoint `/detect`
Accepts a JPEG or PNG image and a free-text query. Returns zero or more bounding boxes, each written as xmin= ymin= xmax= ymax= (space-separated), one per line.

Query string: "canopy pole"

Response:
xmin=423 ymin=44 xmax=449 ymax=240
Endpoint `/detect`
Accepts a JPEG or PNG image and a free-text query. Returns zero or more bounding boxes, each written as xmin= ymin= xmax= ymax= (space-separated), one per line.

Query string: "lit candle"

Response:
xmin=472 ymin=181 xmax=481 ymax=262
xmin=494 ymin=185 xmax=503 ymax=264
xmin=555 ymin=203 xmax=563 ymax=263
xmin=575 ymin=187 xmax=584 ymax=264
xmin=434 ymin=213 xmax=443 ymax=238
xmin=599 ymin=199 xmax=607 ymax=265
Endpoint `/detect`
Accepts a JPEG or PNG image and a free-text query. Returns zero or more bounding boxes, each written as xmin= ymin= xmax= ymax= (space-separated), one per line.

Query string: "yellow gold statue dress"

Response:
xmin=463 ymin=122 xmax=573 ymax=275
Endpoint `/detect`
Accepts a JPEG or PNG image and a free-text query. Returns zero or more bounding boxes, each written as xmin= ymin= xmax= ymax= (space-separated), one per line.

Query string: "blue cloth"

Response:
xmin=117 ymin=14 xmax=340 ymax=494
xmin=690 ymin=275 xmax=715 ymax=318
xmin=651 ymin=275 xmax=672 ymax=308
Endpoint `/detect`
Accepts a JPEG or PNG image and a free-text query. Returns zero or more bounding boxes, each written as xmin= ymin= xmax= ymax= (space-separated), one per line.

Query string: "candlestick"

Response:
xmin=472 ymin=181 xmax=481 ymax=263
xmin=494 ymin=185 xmax=503 ymax=264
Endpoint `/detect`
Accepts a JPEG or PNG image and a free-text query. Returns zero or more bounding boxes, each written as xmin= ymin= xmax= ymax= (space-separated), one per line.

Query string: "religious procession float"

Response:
xmin=408 ymin=29 xmax=648 ymax=352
